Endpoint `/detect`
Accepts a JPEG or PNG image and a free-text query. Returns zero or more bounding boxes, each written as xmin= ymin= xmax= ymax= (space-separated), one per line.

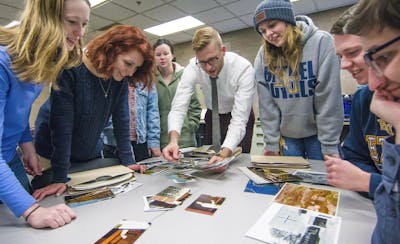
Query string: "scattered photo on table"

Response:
xmin=142 ymin=164 xmax=170 ymax=175
xmin=244 ymin=180 xmax=284 ymax=195
xmin=186 ymin=194 xmax=225 ymax=215
xmin=292 ymin=170 xmax=328 ymax=185
xmin=64 ymin=189 xmax=114 ymax=207
xmin=168 ymin=173 xmax=197 ymax=183
xmin=143 ymin=195 xmax=175 ymax=211
xmin=95 ymin=220 xmax=150 ymax=244
xmin=110 ymin=181 xmax=143 ymax=195
xmin=273 ymin=183 xmax=339 ymax=216
xmin=149 ymin=186 xmax=191 ymax=207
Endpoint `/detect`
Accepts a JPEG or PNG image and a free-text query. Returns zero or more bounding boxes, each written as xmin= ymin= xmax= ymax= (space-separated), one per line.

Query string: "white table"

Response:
xmin=0 ymin=155 xmax=376 ymax=244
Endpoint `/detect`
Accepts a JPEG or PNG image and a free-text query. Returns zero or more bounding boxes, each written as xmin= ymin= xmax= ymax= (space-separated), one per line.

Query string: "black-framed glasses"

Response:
xmin=363 ymin=35 xmax=400 ymax=77
xmin=196 ymin=56 xmax=220 ymax=68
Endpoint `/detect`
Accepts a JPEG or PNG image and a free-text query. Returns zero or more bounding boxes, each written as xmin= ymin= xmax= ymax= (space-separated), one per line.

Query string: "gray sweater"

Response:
xmin=255 ymin=15 xmax=343 ymax=155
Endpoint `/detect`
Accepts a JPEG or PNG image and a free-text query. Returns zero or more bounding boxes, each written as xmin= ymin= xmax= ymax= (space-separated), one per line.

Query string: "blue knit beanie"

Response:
xmin=253 ymin=0 xmax=295 ymax=35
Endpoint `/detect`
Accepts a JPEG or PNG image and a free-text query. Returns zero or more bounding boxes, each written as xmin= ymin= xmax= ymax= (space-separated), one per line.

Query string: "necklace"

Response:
xmin=98 ymin=77 xmax=111 ymax=98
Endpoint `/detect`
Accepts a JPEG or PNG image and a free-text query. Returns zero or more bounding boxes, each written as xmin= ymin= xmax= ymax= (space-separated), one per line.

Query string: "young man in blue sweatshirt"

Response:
xmin=346 ymin=0 xmax=400 ymax=243
xmin=325 ymin=5 xmax=393 ymax=199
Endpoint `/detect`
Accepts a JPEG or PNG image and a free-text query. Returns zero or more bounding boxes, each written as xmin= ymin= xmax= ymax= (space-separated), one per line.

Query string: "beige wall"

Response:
xmin=30 ymin=6 xmax=357 ymax=126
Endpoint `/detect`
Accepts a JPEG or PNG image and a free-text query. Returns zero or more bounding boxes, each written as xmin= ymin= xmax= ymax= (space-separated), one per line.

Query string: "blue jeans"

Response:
xmin=8 ymin=153 xmax=32 ymax=194
xmin=281 ymin=135 xmax=323 ymax=160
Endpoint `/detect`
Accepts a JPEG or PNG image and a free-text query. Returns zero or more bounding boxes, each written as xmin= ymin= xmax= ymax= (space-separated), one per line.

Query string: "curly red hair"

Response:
xmin=85 ymin=25 xmax=154 ymax=88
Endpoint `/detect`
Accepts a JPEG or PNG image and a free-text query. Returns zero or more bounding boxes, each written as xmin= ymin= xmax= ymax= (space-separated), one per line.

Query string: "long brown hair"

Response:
xmin=262 ymin=24 xmax=303 ymax=92
xmin=85 ymin=25 xmax=154 ymax=89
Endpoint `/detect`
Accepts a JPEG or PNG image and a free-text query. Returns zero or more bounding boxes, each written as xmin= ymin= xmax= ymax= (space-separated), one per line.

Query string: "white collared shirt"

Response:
xmin=168 ymin=52 xmax=255 ymax=150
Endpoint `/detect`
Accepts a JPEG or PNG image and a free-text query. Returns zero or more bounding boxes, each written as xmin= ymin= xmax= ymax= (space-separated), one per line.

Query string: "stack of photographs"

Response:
xmin=136 ymin=157 xmax=171 ymax=175
xmin=176 ymin=146 xmax=242 ymax=171
xmin=251 ymin=155 xmax=310 ymax=169
xmin=143 ymin=186 xmax=191 ymax=212
xmin=239 ymin=167 xmax=327 ymax=185
xmin=65 ymin=181 xmax=143 ymax=207
xmin=238 ymin=167 xmax=302 ymax=184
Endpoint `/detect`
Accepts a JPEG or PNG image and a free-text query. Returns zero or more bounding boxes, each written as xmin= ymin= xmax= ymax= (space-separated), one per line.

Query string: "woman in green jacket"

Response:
xmin=154 ymin=39 xmax=201 ymax=149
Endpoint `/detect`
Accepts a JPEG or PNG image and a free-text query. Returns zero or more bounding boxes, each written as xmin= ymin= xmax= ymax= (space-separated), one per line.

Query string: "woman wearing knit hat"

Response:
xmin=253 ymin=0 xmax=343 ymax=160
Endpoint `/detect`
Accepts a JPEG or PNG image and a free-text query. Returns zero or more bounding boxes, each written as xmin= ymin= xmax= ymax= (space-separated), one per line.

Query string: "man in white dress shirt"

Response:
xmin=162 ymin=26 xmax=255 ymax=169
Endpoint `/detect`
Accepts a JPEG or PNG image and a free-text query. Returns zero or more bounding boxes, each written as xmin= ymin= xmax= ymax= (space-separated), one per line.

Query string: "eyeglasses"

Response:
xmin=196 ymin=56 xmax=220 ymax=68
xmin=363 ymin=35 xmax=400 ymax=77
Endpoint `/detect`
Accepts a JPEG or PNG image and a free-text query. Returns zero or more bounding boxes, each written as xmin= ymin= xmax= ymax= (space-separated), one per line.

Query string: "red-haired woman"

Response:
xmin=32 ymin=25 xmax=154 ymax=200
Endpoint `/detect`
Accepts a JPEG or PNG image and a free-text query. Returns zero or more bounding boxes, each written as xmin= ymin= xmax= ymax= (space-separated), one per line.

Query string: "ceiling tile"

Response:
xmin=163 ymin=31 xmax=193 ymax=44
xmin=88 ymin=14 xmax=114 ymax=30
xmin=0 ymin=0 xmax=357 ymax=45
xmin=170 ymin=0 xmax=219 ymax=14
xmin=83 ymin=30 xmax=101 ymax=44
xmin=194 ymin=7 xmax=235 ymax=24
xmin=112 ymin=0 xmax=165 ymax=12
xmin=142 ymin=4 xmax=186 ymax=22
xmin=213 ymin=18 xmax=248 ymax=34
xmin=314 ymin=0 xmax=357 ymax=11
xmin=0 ymin=0 xmax=24 ymax=9
xmin=91 ymin=2 xmax=137 ymax=22
xmin=239 ymin=13 xmax=255 ymax=27
xmin=144 ymin=32 xmax=159 ymax=44
xmin=225 ymin=0 xmax=260 ymax=16
xmin=0 ymin=16 xmax=9 ymax=26
xmin=0 ymin=4 xmax=22 ymax=21
xmin=183 ymin=28 xmax=198 ymax=36
xmin=215 ymin=0 xmax=239 ymax=4
xmin=120 ymin=14 xmax=159 ymax=29
xmin=292 ymin=0 xmax=317 ymax=15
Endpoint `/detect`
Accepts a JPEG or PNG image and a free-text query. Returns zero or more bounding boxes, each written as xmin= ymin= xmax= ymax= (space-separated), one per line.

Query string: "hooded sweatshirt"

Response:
xmin=255 ymin=15 xmax=343 ymax=155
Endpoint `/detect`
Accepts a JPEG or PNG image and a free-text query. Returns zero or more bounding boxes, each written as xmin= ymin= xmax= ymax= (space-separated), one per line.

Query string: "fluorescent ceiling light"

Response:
xmin=5 ymin=21 xmax=19 ymax=28
xmin=89 ymin=0 xmax=107 ymax=7
xmin=144 ymin=16 xmax=204 ymax=36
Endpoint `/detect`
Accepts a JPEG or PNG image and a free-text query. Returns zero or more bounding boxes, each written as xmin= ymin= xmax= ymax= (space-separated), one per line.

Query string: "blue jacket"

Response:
xmin=133 ymin=82 xmax=160 ymax=148
xmin=342 ymin=86 xmax=393 ymax=198
xmin=103 ymin=82 xmax=160 ymax=156
xmin=0 ymin=46 xmax=39 ymax=216
xmin=34 ymin=63 xmax=134 ymax=183
xmin=372 ymin=136 xmax=400 ymax=244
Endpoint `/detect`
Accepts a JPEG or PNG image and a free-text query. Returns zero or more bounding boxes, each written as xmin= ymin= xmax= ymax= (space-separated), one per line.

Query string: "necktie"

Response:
xmin=210 ymin=77 xmax=221 ymax=152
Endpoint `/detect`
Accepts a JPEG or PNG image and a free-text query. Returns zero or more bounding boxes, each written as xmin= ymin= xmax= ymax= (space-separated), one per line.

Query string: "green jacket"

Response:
xmin=156 ymin=63 xmax=201 ymax=149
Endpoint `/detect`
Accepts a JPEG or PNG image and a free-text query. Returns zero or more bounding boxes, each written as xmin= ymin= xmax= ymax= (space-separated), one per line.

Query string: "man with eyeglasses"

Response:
xmin=346 ymin=0 xmax=400 ymax=243
xmin=324 ymin=5 xmax=393 ymax=200
xmin=163 ymin=26 xmax=255 ymax=170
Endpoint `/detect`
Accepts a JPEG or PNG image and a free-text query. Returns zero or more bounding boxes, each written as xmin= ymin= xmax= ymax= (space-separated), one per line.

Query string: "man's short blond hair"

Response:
xmin=192 ymin=26 xmax=222 ymax=51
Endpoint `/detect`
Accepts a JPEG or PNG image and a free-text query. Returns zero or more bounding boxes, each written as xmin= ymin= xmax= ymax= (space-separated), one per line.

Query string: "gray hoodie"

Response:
xmin=255 ymin=15 xmax=343 ymax=155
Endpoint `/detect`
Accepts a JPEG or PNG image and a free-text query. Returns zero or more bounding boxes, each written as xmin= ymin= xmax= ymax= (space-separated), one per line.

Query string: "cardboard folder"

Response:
xmin=67 ymin=165 xmax=134 ymax=191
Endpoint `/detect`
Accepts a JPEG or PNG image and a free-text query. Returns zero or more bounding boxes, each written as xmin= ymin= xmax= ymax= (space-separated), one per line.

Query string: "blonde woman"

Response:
xmin=253 ymin=0 xmax=343 ymax=159
xmin=0 ymin=0 xmax=90 ymax=228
